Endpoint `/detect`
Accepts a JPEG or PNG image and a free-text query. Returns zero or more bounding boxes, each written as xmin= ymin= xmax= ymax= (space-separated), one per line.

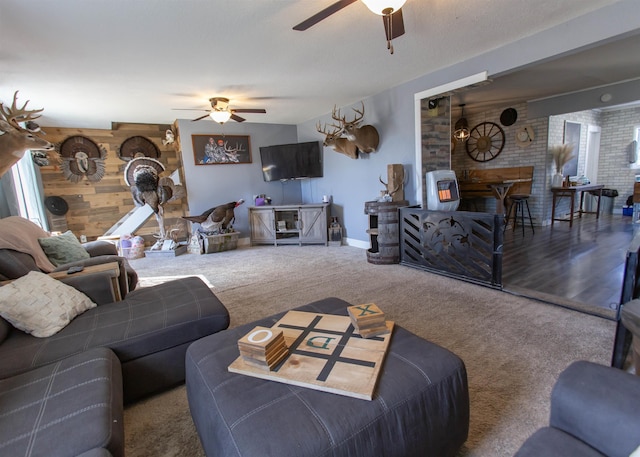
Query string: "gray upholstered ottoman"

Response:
xmin=0 ymin=346 xmax=123 ymax=457
xmin=186 ymin=297 xmax=469 ymax=457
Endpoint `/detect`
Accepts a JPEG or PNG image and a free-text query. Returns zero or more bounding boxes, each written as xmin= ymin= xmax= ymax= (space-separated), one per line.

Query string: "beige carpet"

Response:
xmin=124 ymin=245 xmax=617 ymax=457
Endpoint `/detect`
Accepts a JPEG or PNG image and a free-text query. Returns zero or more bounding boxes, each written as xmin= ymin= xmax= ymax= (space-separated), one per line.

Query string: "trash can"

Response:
xmin=591 ymin=188 xmax=618 ymax=215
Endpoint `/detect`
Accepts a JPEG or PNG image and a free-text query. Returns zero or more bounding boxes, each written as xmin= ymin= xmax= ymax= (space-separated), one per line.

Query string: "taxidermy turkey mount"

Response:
xmin=293 ymin=0 xmax=406 ymax=54
xmin=124 ymin=157 xmax=185 ymax=247
xmin=178 ymin=97 xmax=267 ymax=124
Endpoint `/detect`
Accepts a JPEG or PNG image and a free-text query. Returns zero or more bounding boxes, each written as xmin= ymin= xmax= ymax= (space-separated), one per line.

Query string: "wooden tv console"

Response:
xmin=249 ymin=203 xmax=330 ymax=246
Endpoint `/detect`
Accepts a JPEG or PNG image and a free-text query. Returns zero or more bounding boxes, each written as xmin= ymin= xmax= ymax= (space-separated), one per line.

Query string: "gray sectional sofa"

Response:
xmin=0 ymin=275 xmax=230 ymax=456
xmin=514 ymin=361 xmax=640 ymax=457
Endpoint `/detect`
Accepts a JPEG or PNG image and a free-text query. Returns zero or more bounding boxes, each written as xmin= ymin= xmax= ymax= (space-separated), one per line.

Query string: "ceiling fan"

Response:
xmin=293 ymin=0 xmax=406 ymax=54
xmin=175 ymin=97 xmax=267 ymax=124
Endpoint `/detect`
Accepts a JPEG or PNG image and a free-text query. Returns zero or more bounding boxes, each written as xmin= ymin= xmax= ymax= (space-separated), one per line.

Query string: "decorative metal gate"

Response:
xmin=399 ymin=207 xmax=503 ymax=288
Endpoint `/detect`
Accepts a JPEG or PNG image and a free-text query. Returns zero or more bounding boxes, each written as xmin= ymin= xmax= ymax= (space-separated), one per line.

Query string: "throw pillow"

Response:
xmin=38 ymin=230 xmax=90 ymax=267
xmin=0 ymin=271 xmax=96 ymax=337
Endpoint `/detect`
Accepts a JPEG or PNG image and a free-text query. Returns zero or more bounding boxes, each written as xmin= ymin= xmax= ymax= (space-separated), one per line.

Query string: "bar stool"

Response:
xmin=504 ymin=194 xmax=534 ymax=235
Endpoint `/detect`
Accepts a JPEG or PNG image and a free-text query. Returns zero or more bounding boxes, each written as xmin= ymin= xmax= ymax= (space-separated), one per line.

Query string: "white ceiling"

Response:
xmin=0 ymin=0 xmax=635 ymax=129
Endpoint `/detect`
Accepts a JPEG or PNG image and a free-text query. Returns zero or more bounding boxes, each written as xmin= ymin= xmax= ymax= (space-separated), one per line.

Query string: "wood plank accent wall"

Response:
xmin=39 ymin=122 xmax=189 ymax=242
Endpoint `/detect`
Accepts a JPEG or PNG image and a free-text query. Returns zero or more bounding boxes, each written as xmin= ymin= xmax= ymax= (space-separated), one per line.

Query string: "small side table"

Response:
xmin=551 ymin=184 xmax=604 ymax=227
xmin=49 ymin=262 xmax=122 ymax=301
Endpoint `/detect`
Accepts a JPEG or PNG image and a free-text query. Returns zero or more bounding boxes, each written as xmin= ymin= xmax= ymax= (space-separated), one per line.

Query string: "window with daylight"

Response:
xmin=630 ymin=125 xmax=640 ymax=169
xmin=9 ymin=153 xmax=48 ymax=229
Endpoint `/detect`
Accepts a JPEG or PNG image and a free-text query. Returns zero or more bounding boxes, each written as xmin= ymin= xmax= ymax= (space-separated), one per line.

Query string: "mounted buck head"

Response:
xmin=316 ymin=121 xmax=358 ymax=160
xmin=0 ymin=91 xmax=54 ymax=178
xmin=333 ymin=102 xmax=380 ymax=153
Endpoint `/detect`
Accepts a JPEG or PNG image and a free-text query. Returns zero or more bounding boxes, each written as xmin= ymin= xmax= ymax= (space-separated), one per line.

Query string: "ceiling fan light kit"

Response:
xmin=360 ymin=0 xmax=406 ymax=15
xmin=178 ymin=96 xmax=266 ymax=124
xmin=293 ymin=0 xmax=406 ymax=54
xmin=209 ymin=97 xmax=232 ymax=124
xmin=210 ymin=110 xmax=232 ymax=124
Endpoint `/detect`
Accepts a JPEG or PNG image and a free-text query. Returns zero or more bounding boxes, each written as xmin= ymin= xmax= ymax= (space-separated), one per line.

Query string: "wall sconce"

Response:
xmin=453 ymin=104 xmax=470 ymax=142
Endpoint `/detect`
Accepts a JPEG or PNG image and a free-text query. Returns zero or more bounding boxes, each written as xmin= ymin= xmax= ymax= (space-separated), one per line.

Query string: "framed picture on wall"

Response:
xmin=192 ymin=135 xmax=252 ymax=165
xmin=563 ymin=121 xmax=580 ymax=177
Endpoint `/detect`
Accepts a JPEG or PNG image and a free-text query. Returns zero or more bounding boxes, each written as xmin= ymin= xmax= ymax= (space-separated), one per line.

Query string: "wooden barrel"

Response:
xmin=364 ymin=200 xmax=408 ymax=264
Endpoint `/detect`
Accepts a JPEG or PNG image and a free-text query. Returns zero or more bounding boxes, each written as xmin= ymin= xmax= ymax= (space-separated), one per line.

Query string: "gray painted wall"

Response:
xmin=175 ymin=1 xmax=640 ymax=245
xmin=177 ymin=120 xmax=301 ymax=237
xmin=295 ymin=1 xmax=640 ymax=244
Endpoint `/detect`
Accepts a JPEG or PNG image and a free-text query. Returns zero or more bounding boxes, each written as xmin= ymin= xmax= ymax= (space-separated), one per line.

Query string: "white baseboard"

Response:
xmin=343 ymin=238 xmax=368 ymax=249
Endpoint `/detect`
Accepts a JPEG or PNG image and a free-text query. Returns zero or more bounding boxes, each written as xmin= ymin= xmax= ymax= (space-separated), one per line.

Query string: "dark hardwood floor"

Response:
xmin=501 ymin=212 xmax=638 ymax=318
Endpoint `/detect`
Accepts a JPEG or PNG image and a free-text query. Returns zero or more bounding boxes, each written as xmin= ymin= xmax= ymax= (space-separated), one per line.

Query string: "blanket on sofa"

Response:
xmin=0 ymin=216 xmax=55 ymax=272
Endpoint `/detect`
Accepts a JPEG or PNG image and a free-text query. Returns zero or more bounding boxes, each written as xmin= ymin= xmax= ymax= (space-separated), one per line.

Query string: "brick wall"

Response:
xmin=599 ymin=106 xmax=640 ymax=208
xmin=420 ymin=97 xmax=451 ymax=204
xmin=451 ymin=102 xmax=549 ymax=224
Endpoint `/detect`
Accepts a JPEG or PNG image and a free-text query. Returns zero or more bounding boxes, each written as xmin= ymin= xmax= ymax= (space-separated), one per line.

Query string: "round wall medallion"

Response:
xmin=516 ymin=125 xmax=535 ymax=148
xmin=465 ymin=122 xmax=505 ymax=162
xmin=118 ymin=136 xmax=160 ymax=161
xmin=500 ymin=108 xmax=518 ymax=126
xmin=45 ymin=196 xmax=69 ymax=216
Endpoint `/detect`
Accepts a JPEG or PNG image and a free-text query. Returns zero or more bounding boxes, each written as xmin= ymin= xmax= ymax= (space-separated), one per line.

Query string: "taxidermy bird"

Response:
xmin=182 ymin=199 xmax=244 ymax=233
xmin=162 ymin=129 xmax=175 ymax=146
xmin=124 ymin=157 xmax=185 ymax=244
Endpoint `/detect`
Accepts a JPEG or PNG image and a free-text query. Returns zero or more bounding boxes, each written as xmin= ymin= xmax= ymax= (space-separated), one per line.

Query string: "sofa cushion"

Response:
xmin=0 ymin=346 xmax=124 ymax=457
xmin=0 ymin=276 xmax=229 ymax=382
xmin=514 ymin=427 xmax=606 ymax=457
xmin=38 ymin=230 xmax=91 ymax=267
xmin=0 ymin=249 xmax=40 ymax=281
xmin=0 ymin=271 xmax=96 ymax=337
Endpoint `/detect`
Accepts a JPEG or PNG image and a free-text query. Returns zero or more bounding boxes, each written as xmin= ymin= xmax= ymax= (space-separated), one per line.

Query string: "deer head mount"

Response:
xmin=316 ymin=102 xmax=380 ymax=160
xmin=332 ymin=102 xmax=379 ymax=153
xmin=316 ymin=121 xmax=358 ymax=160
xmin=0 ymin=91 xmax=54 ymax=178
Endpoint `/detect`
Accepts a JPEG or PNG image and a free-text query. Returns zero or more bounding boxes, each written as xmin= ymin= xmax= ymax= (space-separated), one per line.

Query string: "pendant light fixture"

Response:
xmin=360 ymin=0 xmax=407 ymax=54
xmin=453 ymin=104 xmax=470 ymax=142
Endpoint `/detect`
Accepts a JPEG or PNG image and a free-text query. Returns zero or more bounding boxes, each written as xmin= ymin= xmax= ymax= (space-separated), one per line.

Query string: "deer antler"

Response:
xmin=331 ymin=105 xmax=345 ymax=124
xmin=225 ymin=142 xmax=245 ymax=153
xmin=316 ymin=121 xmax=329 ymax=134
xmin=316 ymin=121 xmax=341 ymax=136
xmin=349 ymin=101 xmax=365 ymax=126
xmin=379 ymin=175 xmax=401 ymax=196
xmin=0 ymin=91 xmax=44 ymax=131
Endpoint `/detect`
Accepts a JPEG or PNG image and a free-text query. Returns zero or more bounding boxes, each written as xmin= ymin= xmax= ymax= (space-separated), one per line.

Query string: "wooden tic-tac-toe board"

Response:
xmin=228 ymin=310 xmax=394 ymax=400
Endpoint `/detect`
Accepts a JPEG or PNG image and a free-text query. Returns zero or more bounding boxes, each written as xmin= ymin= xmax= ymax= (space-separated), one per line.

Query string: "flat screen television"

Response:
xmin=259 ymin=141 xmax=323 ymax=182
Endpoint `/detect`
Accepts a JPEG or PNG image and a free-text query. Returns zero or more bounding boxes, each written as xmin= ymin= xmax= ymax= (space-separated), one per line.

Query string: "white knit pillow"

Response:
xmin=0 ymin=271 xmax=96 ymax=337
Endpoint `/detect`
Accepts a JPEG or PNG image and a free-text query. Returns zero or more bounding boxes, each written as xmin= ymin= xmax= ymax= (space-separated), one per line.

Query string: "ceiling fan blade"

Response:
xmin=191 ymin=114 xmax=210 ymax=122
xmin=232 ymin=108 xmax=267 ymax=114
xmin=293 ymin=0 xmax=357 ymax=31
xmin=383 ymin=8 xmax=405 ymax=41
xmin=230 ymin=113 xmax=246 ymax=123
xmin=172 ymin=108 xmax=209 ymax=111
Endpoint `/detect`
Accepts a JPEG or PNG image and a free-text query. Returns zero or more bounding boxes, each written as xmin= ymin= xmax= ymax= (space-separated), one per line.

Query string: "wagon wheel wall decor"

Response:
xmin=465 ymin=122 xmax=505 ymax=162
